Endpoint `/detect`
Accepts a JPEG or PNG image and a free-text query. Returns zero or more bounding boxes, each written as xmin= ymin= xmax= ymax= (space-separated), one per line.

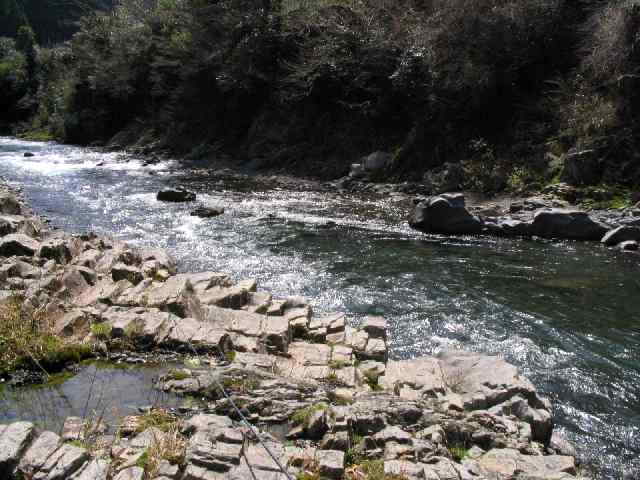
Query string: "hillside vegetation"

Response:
xmin=1 ymin=0 xmax=640 ymax=190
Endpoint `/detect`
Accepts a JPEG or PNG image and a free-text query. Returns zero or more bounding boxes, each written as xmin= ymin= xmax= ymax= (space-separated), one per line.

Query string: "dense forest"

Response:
xmin=1 ymin=0 xmax=639 ymax=191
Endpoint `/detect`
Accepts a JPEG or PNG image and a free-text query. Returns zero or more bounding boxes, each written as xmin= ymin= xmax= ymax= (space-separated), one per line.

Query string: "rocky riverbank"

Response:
xmin=408 ymin=191 xmax=640 ymax=252
xmin=0 ymin=180 xmax=591 ymax=479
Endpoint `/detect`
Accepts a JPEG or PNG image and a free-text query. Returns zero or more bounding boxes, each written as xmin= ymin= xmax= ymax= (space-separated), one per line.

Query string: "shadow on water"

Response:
xmin=0 ymin=362 xmax=183 ymax=434
xmin=0 ymin=138 xmax=638 ymax=478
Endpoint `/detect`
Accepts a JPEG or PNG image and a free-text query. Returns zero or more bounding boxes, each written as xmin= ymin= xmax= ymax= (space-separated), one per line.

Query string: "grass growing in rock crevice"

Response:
xmin=291 ymin=402 xmax=328 ymax=426
xmin=345 ymin=459 xmax=409 ymax=480
xmin=0 ymin=296 xmax=93 ymax=377
xmin=130 ymin=409 xmax=186 ymax=478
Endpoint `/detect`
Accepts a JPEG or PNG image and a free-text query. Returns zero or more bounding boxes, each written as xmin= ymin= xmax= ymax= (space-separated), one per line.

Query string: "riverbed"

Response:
xmin=0 ymin=137 xmax=638 ymax=478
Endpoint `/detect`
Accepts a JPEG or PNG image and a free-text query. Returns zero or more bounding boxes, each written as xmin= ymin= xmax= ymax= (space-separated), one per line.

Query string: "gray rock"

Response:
xmin=384 ymin=460 xmax=424 ymax=479
xmin=61 ymin=416 xmax=85 ymax=441
xmin=0 ymin=217 xmax=17 ymax=236
xmin=112 ymin=263 xmax=144 ymax=285
xmin=305 ymin=409 xmax=328 ymax=440
xmin=478 ymin=448 xmax=575 ymax=479
xmin=186 ymin=431 xmax=242 ymax=472
xmin=0 ymin=233 xmax=40 ymax=257
xmin=349 ymin=163 xmax=365 ymax=178
xmin=157 ymin=189 xmax=196 ymax=202
xmin=113 ymin=466 xmax=145 ymax=480
xmin=191 ymin=207 xmax=224 ymax=218
xmin=0 ymin=421 xmax=35 ymax=475
xmin=146 ymin=275 xmax=203 ymax=319
xmin=182 ymin=414 xmax=233 ymax=435
xmin=498 ymin=218 xmax=532 ymax=237
xmin=17 ymin=430 xmax=60 ymax=476
xmin=422 ymin=457 xmax=461 ymax=480
xmin=68 ymin=459 xmax=109 ymax=480
xmin=320 ymin=431 xmax=349 ymax=450
xmin=39 ymin=238 xmax=73 ymax=264
xmin=619 ymin=240 xmax=639 ymax=251
xmin=361 ymin=316 xmax=387 ymax=339
xmin=374 ymin=426 xmax=413 ymax=445
xmin=198 ymin=285 xmax=249 ymax=309
xmin=531 ymin=209 xmax=608 ymax=240
xmin=363 ymin=337 xmax=387 ymax=362
xmin=0 ymin=194 xmax=22 ymax=215
xmin=602 ymin=226 xmax=640 ymax=246
xmin=182 ymin=464 xmax=221 ymax=480
xmin=34 ymin=443 xmax=89 ymax=480
xmin=155 ymin=460 xmax=180 ymax=478
xmin=76 ymin=266 xmax=97 ymax=286
xmin=409 ymin=194 xmax=483 ymax=235
xmin=364 ymin=151 xmax=392 ymax=171
xmin=317 ymin=449 xmax=345 ymax=479
xmin=549 ymin=431 xmax=577 ymax=458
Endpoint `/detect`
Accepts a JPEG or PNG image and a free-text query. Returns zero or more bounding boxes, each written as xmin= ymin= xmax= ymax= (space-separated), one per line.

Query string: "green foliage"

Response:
xmin=0 ymin=296 xmax=92 ymax=375
xmin=167 ymin=368 xmax=191 ymax=381
xmin=225 ymin=350 xmax=236 ymax=362
xmin=345 ymin=433 xmax=364 ymax=466
xmin=328 ymin=359 xmax=349 ymax=369
xmin=296 ymin=472 xmax=321 ymax=480
xmin=136 ymin=449 xmax=150 ymax=469
xmin=90 ymin=322 xmax=112 ymax=340
xmin=448 ymin=443 xmax=470 ymax=462
xmin=346 ymin=459 xmax=409 ymax=480
xmin=291 ymin=402 xmax=327 ymax=426
xmin=135 ymin=408 xmax=180 ymax=433
xmin=363 ymin=370 xmax=383 ymax=392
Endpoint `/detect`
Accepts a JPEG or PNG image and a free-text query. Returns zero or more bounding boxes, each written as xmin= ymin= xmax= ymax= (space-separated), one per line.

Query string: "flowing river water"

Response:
xmin=0 ymin=138 xmax=638 ymax=478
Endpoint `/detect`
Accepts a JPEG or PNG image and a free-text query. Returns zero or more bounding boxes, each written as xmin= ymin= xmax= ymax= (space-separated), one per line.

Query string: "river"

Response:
xmin=0 ymin=137 xmax=638 ymax=478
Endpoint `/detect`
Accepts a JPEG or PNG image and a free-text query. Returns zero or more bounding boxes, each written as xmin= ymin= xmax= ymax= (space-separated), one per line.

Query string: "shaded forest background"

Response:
xmin=1 ymin=0 xmax=640 ymax=195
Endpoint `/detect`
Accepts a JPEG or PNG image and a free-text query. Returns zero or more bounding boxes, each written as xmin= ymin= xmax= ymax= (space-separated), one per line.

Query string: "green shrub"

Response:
xmin=0 ymin=296 xmax=92 ymax=374
xmin=90 ymin=322 xmax=112 ymax=340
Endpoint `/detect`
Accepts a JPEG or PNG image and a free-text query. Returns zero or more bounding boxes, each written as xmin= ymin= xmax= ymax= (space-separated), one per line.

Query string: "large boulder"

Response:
xmin=0 ymin=193 xmax=22 ymax=215
xmin=39 ymin=237 xmax=75 ymax=264
xmin=409 ymin=193 xmax=483 ymax=235
xmin=363 ymin=151 xmax=392 ymax=172
xmin=0 ymin=234 xmax=41 ymax=257
xmin=601 ymin=225 xmax=640 ymax=246
xmin=530 ymin=209 xmax=608 ymax=240
xmin=157 ymin=188 xmax=196 ymax=202
xmin=561 ymin=149 xmax=602 ymax=186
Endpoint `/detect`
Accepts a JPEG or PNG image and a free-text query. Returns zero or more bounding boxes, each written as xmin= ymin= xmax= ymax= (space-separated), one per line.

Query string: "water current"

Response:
xmin=0 ymin=138 xmax=637 ymax=478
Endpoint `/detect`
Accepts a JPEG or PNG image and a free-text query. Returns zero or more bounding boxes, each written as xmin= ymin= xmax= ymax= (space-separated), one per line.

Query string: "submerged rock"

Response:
xmin=190 ymin=206 xmax=224 ymax=218
xmin=156 ymin=188 xmax=196 ymax=202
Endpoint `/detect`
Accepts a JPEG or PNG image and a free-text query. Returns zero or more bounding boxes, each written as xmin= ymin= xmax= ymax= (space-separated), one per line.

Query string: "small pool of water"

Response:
xmin=0 ymin=362 xmax=184 ymax=434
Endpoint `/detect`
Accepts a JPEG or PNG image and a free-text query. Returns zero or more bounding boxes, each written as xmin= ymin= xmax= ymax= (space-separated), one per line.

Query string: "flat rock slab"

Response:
xmin=478 ymin=448 xmax=576 ymax=479
xmin=18 ymin=431 xmax=61 ymax=476
xmin=34 ymin=443 xmax=89 ymax=480
xmin=113 ymin=466 xmax=145 ymax=480
xmin=68 ymin=459 xmax=109 ymax=480
xmin=0 ymin=421 xmax=35 ymax=475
